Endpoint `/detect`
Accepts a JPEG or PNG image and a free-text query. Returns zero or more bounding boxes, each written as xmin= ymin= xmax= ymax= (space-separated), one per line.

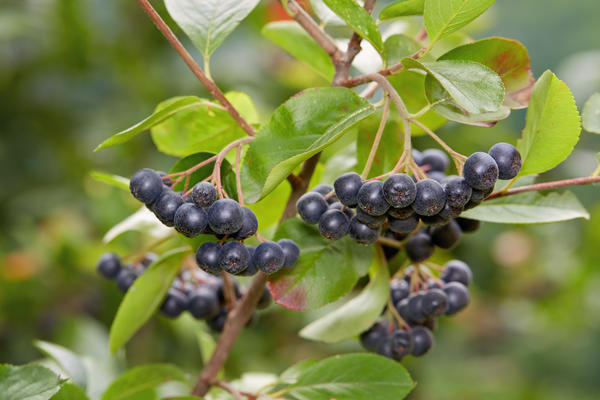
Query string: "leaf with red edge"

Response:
xmin=268 ymin=218 xmax=372 ymax=311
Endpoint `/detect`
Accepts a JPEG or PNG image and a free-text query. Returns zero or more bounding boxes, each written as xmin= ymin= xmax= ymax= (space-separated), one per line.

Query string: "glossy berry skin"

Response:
xmin=329 ymin=202 xmax=355 ymax=218
xmin=456 ymin=217 xmax=481 ymax=233
xmin=388 ymin=206 xmax=414 ymax=219
xmin=238 ymin=246 xmax=258 ymax=276
xmin=360 ymin=321 xmax=387 ymax=352
xmin=318 ymin=209 xmax=350 ymax=240
xmin=439 ymin=204 xmax=463 ymax=220
xmin=389 ymin=214 xmax=419 ymax=234
xmin=130 ymin=168 xmax=164 ymax=204
xmin=208 ymin=199 xmax=244 ymax=234
xmin=188 ymin=286 xmax=220 ymax=320
xmin=395 ymin=298 xmax=412 ymax=323
xmin=277 ymin=239 xmax=300 ymax=267
xmin=196 ymin=242 xmax=222 ymax=275
xmin=218 ymin=241 xmax=249 ymax=275
xmin=421 ymin=149 xmax=450 ymax=172
xmin=357 ymin=181 xmax=389 ymax=216
xmin=441 ymin=260 xmax=472 ymax=286
xmin=463 ymin=152 xmax=499 ymax=190
xmin=407 ymin=292 xmax=427 ymax=323
xmin=377 ymin=338 xmax=395 ymax=358
xmin=390 ymin=330 xmax=413 ymax=361
xmin=443 ymin=176 xmax=472 ymax=208
xmin=405 ymin=231 xmax=434 ymax=262
xmin=115 ymin=269 xmax=137 ymax=293
xmin=390 ymin=279 xmax=410 ymax=304
xmin=421 ymin=288 xmax=449 ymax=317
xmin=411 ymin=326 xmax=434 ymax=356
xmin=334 ymin=172 xmax=363 ymax=207
xmin=160 ymin=290 xmax=188 ymax=318
xmin=97 ymin=253 xmax=122 ymax=279
xmin=412 ymin=179 xmax=446 ymax=216
xmin=296 ymin=192 xmax=328 ymax=224
xmin=383 ymin=174 xmax=416 ymax=208
xmin=174 ymin=203 xmax=208 ymax=237
xmin=254 ymin=241 xmax=285 ymax=274
xmin=356 ymin=207 xmax=385 ymax=229
xmin=191 ymin=182 xmax=217 ymax=208
xmin=489 ymin=142 xmax=522 ymax=180
xmin=153 ymin=190 xmax=184 ymax=226
xmin=470 ymin=186 xmax=493 ymax=202
xmin=430 ymin=220 xmax=462 ymax=249
xmin=233 ymin=207 xmax=258 ymax=240
xmin=443 ymin=282 xmax=470 ymax=315
xmin=257 ymin=287 xmax=273 ymax=309
xmin=349 ymin=216 xmax=380 ymax=244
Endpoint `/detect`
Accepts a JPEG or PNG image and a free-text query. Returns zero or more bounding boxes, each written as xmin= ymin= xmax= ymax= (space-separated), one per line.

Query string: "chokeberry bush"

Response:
xmin=5 ymin=0 xmax=600 ymax=399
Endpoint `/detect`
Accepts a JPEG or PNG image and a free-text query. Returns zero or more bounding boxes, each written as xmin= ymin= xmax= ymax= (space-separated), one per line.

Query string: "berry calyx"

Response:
xmin=383 ymin=174 xmax=417 ymax=208
xmin=218 ymin=241 xmax=249 ymax=275
xmin=191 ymin=182 xmax=217 ymax=208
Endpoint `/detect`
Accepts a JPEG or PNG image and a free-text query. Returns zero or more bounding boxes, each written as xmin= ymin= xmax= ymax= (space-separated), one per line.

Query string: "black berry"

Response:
xmin=388 ymin=205 xmax=414 ymax=219
xmin=218 ymin=241 xmax=249 ymax=275
xmin=456 ymin=217 xmax=481 ymax=233
xmin=420 ymin=149 xmax=450 ymax=172
xmin=443 ymin=282 xmax=470 ymax=315
xmin=188 ymin=286 xmax=220 ymax=320
xmin=441 ymin=260 xmax=472 ymax=286
xmin=360 ymin=321 xmax=387 ymax=352
xmin=196 ymin=242 xmax=222 ymax=275
xmin=253 ymin=241 xmax=285 ymax=274
xmin=349 ymin=216 xmax=380 ymax=244
xmin=488 ymin=142 xmax=522 ymax=180
xmin=412 ymin=179 xmax=446 ymax=216
xmin=443 ymin=176 xmax=472 ymax=208
xmin=383 ymin=174 xmax=416 ymax=208
xmin=152 ymin=190 xmax=184 ymax=227
xmin=430 ymin=220 xmax=462 ymax=249
xmin=115 ymin=269 xmax=137 ymax=292
xmin=160 ymin=290 xmax=188 ymax=318
xmin=420 ymin=213 xmax=449 ymax=226
xmin=389 ymin=214 xmax=419 ymax=234
xmin=318 ymin=209 xmax=350 ymax=240
xmin=411 ymin=326 xmax=434 ymax=356
xmin=191 ymin=182 xmax=217 ymax=208
xmin=296 ymin=192 xmax=328 ymax=224
xmin=390 ymin=330 xmax=413 ymax=361
xmin=463 ymin=152 xmax=499 ymax=190
xmin=277 ymin=239 xmax=300 ymax=267
xmin=426 ymin=170 xmax=446 ymax=183
xmin=405 ymin=231 xmax=434 ymax=262
xmin=233 ymin=207 xmax=258 ymax=240
xmin=311 ymin=184 xmax=334 ymax=198
xmin=421 ymin=288 xmax=448 ymax=317
xmin=407 ymin=292 xmax=427 ymax=323
xmin=390 ymin=279 xmax=410 ymax=304
xmin=329 ymin=202 xmax=355 ymax=218
xmin=438 ymin=204 xmax=463 ymax=220
xmin=174 ymin=203 xmax=208 ymax=237
xmin=357 ymin=180 xmax=389 ymax=216
xmin=208 ymin=199 xmax=244 ymax=234
xmin=334 ymin=172 xmax=363 ymax=207
xmin=130 ymin=168 xmax=164 ymax=204
xmin=97 ymin=252 xmax=122 ymax=280
xmin=356 ymin=207 xmax=386 ymax=229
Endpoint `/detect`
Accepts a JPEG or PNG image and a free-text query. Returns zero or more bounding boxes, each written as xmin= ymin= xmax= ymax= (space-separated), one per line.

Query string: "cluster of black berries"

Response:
xmin=361 ymin=260 xmax=472 ymax=361
xmin=295 ymin=143 xmax=521 ymax=254
xmin=96 ymin=252 xmax=272 ymax=331
xmin=128 ymin=168 xmax=300 ymax=276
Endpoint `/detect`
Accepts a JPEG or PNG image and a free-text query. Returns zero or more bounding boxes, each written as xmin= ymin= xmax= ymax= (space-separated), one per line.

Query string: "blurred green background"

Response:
xmin=1 ymin=0 xmax=600 ymax=399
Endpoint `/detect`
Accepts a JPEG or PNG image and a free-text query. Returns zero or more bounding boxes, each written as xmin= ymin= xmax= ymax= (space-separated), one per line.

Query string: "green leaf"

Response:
xmin=279 ymin=360 xmax=319 ymax=385
xmin=582 ymin=92 xmax=600 ymax=134
xmin=310 ymin=0 xmax=345 ymax=25
xmin=299 ymin=246 xmax=389 ymax=343
xmin=168 ymin=152 xmax=235 ymax=197
xmin=279 ymin=354 xmax=414 ymax=400
xmin=517 ymin=70 xmax=581 ymax=176
xmin=322 ymin=0 xmax=384 ymax=53
xmin=94 ymin=97 xmax=214 ymax=151
xmin=461 ymin=191 xmax=589 ymax=224
xmin=103 ymin=207 xmax=171 ymax=244
xmin=424 ymin=0 xmax=496 ymax=47
xmin=222 ymin=91 xmax=260 ymax=125
xmin=438 ymin=37 xmax=534 ymax=109
xmin=380 ymin=0 xmax=425 ymax=20
xmin=90 ymin=171 xmax=129 ymax=191
xmin=101 ymin=364 xmax=189 ymax=400
xmin=164 ymin=0 xmax=260 ymax=59
xmin=108 ymin=248 xmax=190 ymax=354
xmin=241 ymin=87 xmax=376 ymax=203
xmin=0 ymin=364 xmax=63 ymax=400
xmin=268 ymin=219 xmax=372 ymax=311
xmin=403 ymin=58 xmax=504 ymax=114
xmin=34 ymin=341 xmax=87 ymax=389
xmin=262 ymin=21 xmax=335 ymax=80
xmin=383 ymin=34 xmax=421 ymax=67
xmin=50 ymin=384 xmax=89 ymax=400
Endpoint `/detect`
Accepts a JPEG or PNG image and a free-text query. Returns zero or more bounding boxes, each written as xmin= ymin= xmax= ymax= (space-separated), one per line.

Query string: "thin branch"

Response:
xmin=361 ymin=95 xmax=390 ymax=178
xmin=365 ymin=73 xmax=409 ymax=118
xmin=135 ymin=0 xmax=256 ymax=137
xmin=214 ymin=380 xmax=244 ymax=400
xmin=486 ymin=176 xmax=600 ymax=200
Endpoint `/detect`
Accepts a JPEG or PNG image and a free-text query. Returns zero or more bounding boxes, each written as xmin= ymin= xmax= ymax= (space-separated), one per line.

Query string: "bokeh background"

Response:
xmin=1 ymin=0 xmax=600 ymax=399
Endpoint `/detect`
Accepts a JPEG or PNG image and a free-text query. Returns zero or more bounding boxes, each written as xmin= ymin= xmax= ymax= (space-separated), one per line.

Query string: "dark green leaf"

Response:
xmin=262 ymin=21 xmax=334 ymax=80
xmin=322 ymin=0 xmax=384 ymax=53
xmin=517 ymin=70 xmax=581 ymax=176
xmin=582 ymin=93 xmax=600 ymax=134
xmin=102 ymin=207 xmax=172 ymax=244
xmin=50 ymin=384 xmax=89 ymax=400
xmin=461 ymin=191 xmax=589 ymax=224
xmin=280 ymin=353 xmax=414 ymax=400
xmin=0 ymin=364 xmax=62 ymax=400
xmin=34 ymin=341 xmax=87 ymax=389
xmin=380 ymin=0 xmax=425 ymax=20
xmin=101 ymin=364 xmax=189 ymax=400
xmin=109 ymin=248 xmax=190 ymax=354
xmin=90 ymin=171 xmax=129 ymax=191
xmin=241 ymin=87 xmax=376 ymax=203
xmin=383 ymin=34 xmax=421 ymax=66
xmin=299 ymin=246 xmax=389 ymax=343
xmin=268 ymin=219 xmax=372 ymax=311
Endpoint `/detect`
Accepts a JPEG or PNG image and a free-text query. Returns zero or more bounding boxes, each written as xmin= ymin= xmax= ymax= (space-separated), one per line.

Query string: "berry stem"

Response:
xmin=163 ymin=155 xmax=219 ymax=180
xmin=213 ymin=137 xmax=253 ymax=200
xmin=387 ymin=297 xmax=412 ymax=330
xmin=486 ymin=176 xmax=600 ymax=200
xmin=235 ymin=145 xmax=245 ymax=207
xmin=361 ymin=95 xmax=390 ymax=179
xmin=409 ymin=118 xmax=467 ymax=174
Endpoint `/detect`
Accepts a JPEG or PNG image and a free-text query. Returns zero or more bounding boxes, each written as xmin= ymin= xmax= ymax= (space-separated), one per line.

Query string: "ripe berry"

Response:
xmin=412 ymin=179 xmax=446 ymax=216
xmin=470 ymin=186 xmax=493 ymax=202
xmin=115 ymin=269 xmax=137 ymax=292
xmin=463 ymin=152 xmax=499 ymax=190
xmin=388 ymin=214 xmax=419 ymax=234
xmin=253 ymin=241 xmax=285 ymax=274
xmin=456 ymin=217 xmax=481 ymax=233
xmin=360 ymin=321 xmax=387 ymax=352
xmin=311 ymin=184 xmax=335 ymax=201
xmin=381 ymin=230 xmax=401 ymax=260
xmin=395 ymin=298 xmax=412 ymax=323
xmin=430 ymin=220 xmax=462 ymax=249
xmin=191 ymin=182 xmax=217 ymax=208
xmin=383 ymin=174 xmax=416 ymax=208
xmin=388 ymin=205 xmax=414 ymax=219
xmin=349 ymin=216 xmax=380 ymax=244
xmin=218 ymin=241 xmax=249 ymax=275
xmin=421 ymin=288 xmax=449 ymax=317
xmin=318 ymin=209 xmax=350 ymax=240
xmin=443 ymin=176 xmax=472 ymax=208
xmin=208 ymin=310 xmax=227 ymax=332
xmin=427 ymin=171 xmax=446 ymax=183
xmin=420 ymin=213 xmax=449 ymax=226
xmin=489 ymin=142 xmax=522 ymax=180
xmin=407 ymin=292 xmax=427 ymax=323
xmin=333 ymin=172 xmax=363 ymax=207
xmin=130 ymin=168 xmax=164 ymax=204
xmin=208 ymin=199 xmax=244 ymax=234
xmin=441 ymin=260 xmax=472 ymax=286
xmin=296 ymin=192 xmax=328 ymax=224
xmin=97 ymin=252 xmax=122 ymax=279
xmin=196 ymin=242 xmax=222 ymax=275
xmin=357 ymin=180 xmax=389 ymax=216
xmin=257 ymin=287 xmax=273 ymax=309
xmin=153 ymin=190 xmax=184 ymax=226
xmin=377 ymin=338 xmax=395 ymax=358
xmin=443 ymin=282 xmax=470 ymax=315
xmin=412 ymin=149 xmax=424 ymax=165
xmin=174 ymin=203 xmax=208 ymax=237
xmin=405 ymin=231 xmax=434 ymax=262
xmin=188 ymin=286 xmax=220 ymax=320
xmin=356 ymin=207 xmax=385 ymax=229
xmin=390 ymin=330 xmax=413 ymax=361
xmin=239 ymin=246 xmax=258 ymax=276
xmin=411 ymin=326 xmax=434 ymax=356
xmin=421 ymin=149 xmax=450 ymax=172
xmin=439 ymin=204 xmax=463 ymax=220
xmin=160 ymin=290 xmax=188 ymax=318
xmin=157 ymin=171 xmax=173 ymax=187
xmin=277 ymin=239 xmax=300 ymax=267
xmin=390 ymin=279 xmax=410 ymax=304
xmin=329 ymin=202 xmax=355 ymax=218
xmin=233 ymin=207 xmax=258 ymax=240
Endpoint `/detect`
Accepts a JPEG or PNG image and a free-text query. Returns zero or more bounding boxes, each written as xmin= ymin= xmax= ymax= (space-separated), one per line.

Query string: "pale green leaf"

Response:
xmin=90 ymin=171 xmax=129 ymax=191
xmin=34 ymin=341 xmax=87 ymax=389
xmin=103 ymin=207 xmax=172 ymax=244
xmin=101 ymin=364 xmax=189 ymax=400
xmin=582 ymin=92 xmax=600 ymax=134
xmin=0 ymin=364 xmax=62 ymax=400
xmin=380 ymin=0 xmax=425 ymax=20
xmin=322 ymin=0 xmax=384 ymax=53
xmin=384 ymin=34 xmax=421 ymax=66
xmin=50 ymin=384 xmax=89 ymax=400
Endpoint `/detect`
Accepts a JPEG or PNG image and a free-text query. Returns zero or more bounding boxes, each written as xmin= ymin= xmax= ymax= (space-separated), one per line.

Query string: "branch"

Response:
xmin=487 ymin=176 xmax=600 ymax=200
xmin=135 ymin=0 xmax=256 ymax=137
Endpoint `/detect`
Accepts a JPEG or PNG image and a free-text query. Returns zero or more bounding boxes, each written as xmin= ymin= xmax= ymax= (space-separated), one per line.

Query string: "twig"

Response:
xmin=221 ymin=271 xmax=237 ymax=311
xmin=409 ymin=118 xmax=467 ymax=174
xmin=359 ymin=82 xmax=380 ymax=98
xmin=134 ymin=0 xmax=256 ymax=137
xmin=361 ymin=96 xmax=390 ymax=178
xmin=214 ymin=379 xmax=244 ymax=400
xmin=377 ymin=236 xmax=403 ymax=249
xmin=486 ymin=176 xmax=600 ymax=200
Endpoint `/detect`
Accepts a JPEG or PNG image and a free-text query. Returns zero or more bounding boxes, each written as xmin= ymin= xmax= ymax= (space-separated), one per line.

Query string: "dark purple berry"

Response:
xmin=456 ymin=217 xmax=481 ymax=233
xmin=191 ymin=182 xmax=217 ymax=208
xmin=489 ymin=142 xmax=522 ymax=180
xmin=360 ymin=321 xmax=387 ymax=352
xmin=238 ymin=246 xmax=258 ymax=276
xmin=334 ymin=172 xmax=363 ymax=207
xmin=463 ymin=152 xmax=499 ymax=190
xmin=357 ymin=180 xmax=389 ymax=216
xmin=311 ymin=184 xmax=335 ymax=200
xmin=441 ymin=260 xmax=472 ymax=286
xmin=277 ymin=239 xmax=300 ymax=267
xmin=390 ymin=279 xmax=410 ymax=304
xmin=115 ymin=269 xmax=137 ymax=292
xmin=390 ymin=329 xmax=413 ymax=361
xmin=253 ymin=241 xmax=285 ymax=274
xmin=188 ymin=286 xmax=220 ymax=320
xmin=388 ymin=206 xmax=414 ymax=219
xmin=208 ymin=199 xmax=244 ymax=234
xmin=439 ymin=204 xmax=463 ymax=220
xmin=411 ymin=326 xmax=434 ymax=356
xmin=443 ymin=282 xmax=470 ymax=315
xmin=130 ymin=168 xmax=163 ymax=204
xmin=443 ymin=176 xmax=472 ymax=208
xmin=420 ymin=213 xmax=449 ymax=226
xmin=427 ymin=170 xmax=446 ymax=183
xmin=208 ymin=310 xmax=227 ymax=332
xmin=97 ymin=253 xmax=121 ymax=280
xmin=405 ymin=231 xmax=434 ymax=262
xmin=421 ymin=149 xmax=450 ymax=172
xmin=153 ymin=190 xmax=184 ymax=226
xmin=383 ymin=174 xmax=416 ymax=208
xmin=412 ymin=179 xmax=446 ymax=216
xmin=174 ymin=203 xmax=208 ymax=237
xmin=349 ymin=216 xmax=380 ymax=244
xmin=196 ymin=242 xmax=222 ymax=275
xmin=412 ymin=149 xmax=424 ymax=165
xmin=356 ymin=207 xmax=386 ymax=229
xmin=218 ymin=241 xmax=249 ymax=275
xmin=296 ymin=192 xmax=328 ymax=224
xmin=318 ymin=209 xmax=350 ymax=240
xmin=421 ymin=288 xmax=448 ymax=317
xmin=388 ymin=214 xmax=419 ymax=234
xmin=407 ymin=292 xmax=427 ymax=323
xmin=160 ymin=290 xmax=188 ymax=318
xmin=233 ymin=207 xmax=258 ymax=240
xmin=329 ymin=202 xmax=355 ymax=218
xmin=430 ymin=220 xmax=462 ymax=249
